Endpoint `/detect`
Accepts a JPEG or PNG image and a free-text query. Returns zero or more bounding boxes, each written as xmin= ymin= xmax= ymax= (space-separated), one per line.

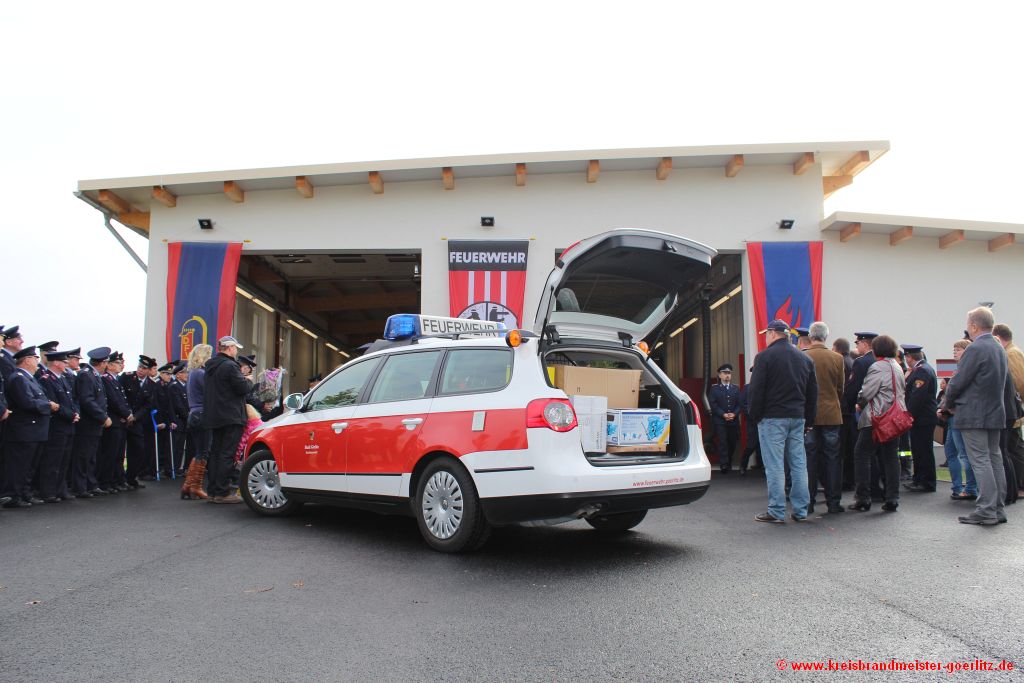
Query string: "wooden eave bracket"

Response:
xmin=839 ymin=222 xmax=861 ymax=242
xmin=939 ymin=230 xmax=964 ymax=249
xmin=989 ymin=233 xmax=1015 ymax=252
xmin=725 ymin=154 xmax=744 ymax=178
xmin=224 ymin=181 xmax=244 ymax=203
xmin=368 ymin=171 xmax=384 ymax=194
xmin=98 ymin=190 xmax=131 ymax=215
xmin=442 ymin=167 xmax=455 ymax=191
xmin=515 ymin=163 xmax=526 ymax=187
xmin=822 ymin=150 xmax=870 ymax=197
xmin=823 ymin=175 xmax=853 ymax=198
xmin=116 ymin=211 xmax=151 ymax=233
xmin=296 ymin=176 xmax=314 ymax=198
xmin=586 ymin=160 xmax=600 ymax=183
xmin=151 ymin=186 xmax=177 ymax=208
xmin=793 ymin=152 xmax=815 ymax=176
xmin=656 ymin=157 xmax=672 ymax=180
xmin=890 ymin=226 xmax=913 ymax=246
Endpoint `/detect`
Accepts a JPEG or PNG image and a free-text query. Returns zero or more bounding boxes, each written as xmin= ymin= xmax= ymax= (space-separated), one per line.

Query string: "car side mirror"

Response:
xmin=283 ymin=393 xmax=304 ymax=411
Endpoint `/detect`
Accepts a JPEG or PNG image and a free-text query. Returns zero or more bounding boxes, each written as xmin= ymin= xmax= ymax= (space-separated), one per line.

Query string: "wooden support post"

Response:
xmin=586 ymin=160 xmax=600 ymax=183
xmin=442 ymin=167 xmax=454 ymax=191
xmin=151 ymin=186 xmax=177 ymax=207
xmin=515 ymin=163 xmax=526 ymax=187
xmin=296 ymin=176 xmax=314 ymax=198
xmin=656 ymin=157 xmax=672 ymax=180
xmin=223 ymin=181 xmax=244 ymax=203
xmin=725 ymin=154 xmax=744 ymax=178
xmin=938 ymin=230 xmax=965 ymax=249
xmin=890 ymin=226 xmax=913 ymax=246
xmin=839 ymin=222 xmax=861 ymax=242
xmin=368 ymin=171 xmax=383 ymax=194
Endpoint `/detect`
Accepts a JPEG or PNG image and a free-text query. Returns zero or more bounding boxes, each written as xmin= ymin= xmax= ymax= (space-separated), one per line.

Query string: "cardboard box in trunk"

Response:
xmin=568 ymin=395 xmax=607 ymax=453
xmin=607 ymin=443 xmax=668 ymax=453
xmin=552 ymin=366 xmax=641 ymax=409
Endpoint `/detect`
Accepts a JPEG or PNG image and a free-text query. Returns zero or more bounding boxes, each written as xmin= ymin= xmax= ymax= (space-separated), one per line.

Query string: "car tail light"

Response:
xmin=526 ymin=398 xmax=578 ymax=432
xmin=691 ymin=403 xmax=702 ymax=430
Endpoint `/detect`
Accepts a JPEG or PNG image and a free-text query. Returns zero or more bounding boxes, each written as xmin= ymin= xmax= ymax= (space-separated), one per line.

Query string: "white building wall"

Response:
xmin=143 ymin=164 xmax=825 ymax=369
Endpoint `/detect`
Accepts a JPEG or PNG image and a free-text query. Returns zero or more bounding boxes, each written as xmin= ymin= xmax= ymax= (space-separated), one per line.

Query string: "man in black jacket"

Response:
xmin=37 ymin=349 xmax=79 ymax=502
xmin=747 ymin=319 xmax=818 ymax=523
xmin=99 ymin=352 xmax=133 ymax=492
xmin=121 ymin=355 xmax=156 ymax=488
xmin=902 ymin=344 xmax=938 ymax=493
xmin=203 ymin=336 xmax=251 ymax=504
xmin=70 ymin=347 xmax=112 ymax=497
xmin=2 ymin=347 xmax=58 ymax=508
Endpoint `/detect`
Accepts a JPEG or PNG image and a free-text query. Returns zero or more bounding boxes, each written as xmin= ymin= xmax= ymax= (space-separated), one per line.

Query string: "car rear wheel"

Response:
xmin=586 ymin=509 xmax=648 ymax=533
xmin=240 ymin=450 xmax=303 ymax=516
xmin=414 ymin=458 xmax=490 ymax=553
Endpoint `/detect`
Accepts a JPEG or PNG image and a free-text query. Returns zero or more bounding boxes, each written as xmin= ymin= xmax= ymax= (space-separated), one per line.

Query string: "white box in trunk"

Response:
xmin=569 ymin=395 xmax=608 ymax=453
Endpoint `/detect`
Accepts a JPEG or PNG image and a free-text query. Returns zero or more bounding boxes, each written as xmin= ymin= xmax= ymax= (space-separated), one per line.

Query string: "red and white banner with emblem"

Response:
xmin=448 ymin=240 xmax=530 ymax=328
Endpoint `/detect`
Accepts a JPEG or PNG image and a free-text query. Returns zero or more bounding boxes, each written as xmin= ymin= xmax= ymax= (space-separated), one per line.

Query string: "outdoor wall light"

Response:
xmin=198 ymin=218 xmax=214 ymax=230
xmin=778 ymin=219 xmax=795 ymax=230
xmin=979 ymin=300 xmax=994 ymax=307
xmin=481 ymin=216 xmax=495 ymax=227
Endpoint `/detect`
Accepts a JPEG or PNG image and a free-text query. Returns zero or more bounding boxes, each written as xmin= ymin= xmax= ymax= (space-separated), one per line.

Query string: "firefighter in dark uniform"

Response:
xmin=61 ymin=348 xmax=82 ymax=498
xmin=71 ymin=347 xmax=112 ymax=497
xmin=120 ymin=355 xmax=157 ymax=488
xmin=169 ymin=361 xmax=190 ymax=474
xmin=902 ymin=344 xmax=938 ymax=492
xmin=708 ymin=363 xmax=741 ymax=474
xmin=36 ymin=349 xmax=79 ymax=502
xmin=99 ymin=351 xmax=133 ymax=492
xmin=155 ymin=362 xmax=177 ymax=476
xmin=2 ymin=347 xmax=57 ymax=508
xmin=843 ymin=331 xmax=886 ymax=500
xmin=0 ymin=325 xmax=21 ymax=381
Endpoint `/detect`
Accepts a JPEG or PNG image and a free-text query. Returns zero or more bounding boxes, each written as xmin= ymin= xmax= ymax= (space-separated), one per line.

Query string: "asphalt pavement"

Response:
xmin=1 ymin=472 xmax=1022 ymax=682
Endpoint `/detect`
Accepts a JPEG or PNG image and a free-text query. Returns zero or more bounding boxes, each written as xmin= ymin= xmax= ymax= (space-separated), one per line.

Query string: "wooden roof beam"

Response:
xmin=838 ymin=150 xmax=871 ymax=177
xmin=586 ymin=160 xmax=600 ymax=183
xmin=368 ymin=171 xmax=383 ymax=194
xmin=295 ymin=176 xmax=314 ymax=198
xmin=939 ymin=230 xmax=965 ymax=249
xmin=839 ymin=222 xmax=861 ymax=242
xmin=442 ymin=167 xmax=454 ymax=191
xmin=989 ymin=233 xmax=1015 ymax=252
xmin=656 ymin=157 xmax=672 ymax=180
xmin=890 ymin=226 xmax=913 ymax=246
xmin=793 ymin=152 xmax=815 ymax=176
xmin=725 ymin=154 xmax=744 ymax=178
xmin=515 ymin=163 xmax=526 ymax=187
xmin=223 ymin=181 xmax=244 ymax=203
xmin=151 ymin=186 xmax=177 ymax=208
xmin=823 ymin=175 xmax=853 ymax=198
xmin=117 ymin=212 xmax=150 ymax=232
xmin=97 ymin=190 xmax=131 ymax=215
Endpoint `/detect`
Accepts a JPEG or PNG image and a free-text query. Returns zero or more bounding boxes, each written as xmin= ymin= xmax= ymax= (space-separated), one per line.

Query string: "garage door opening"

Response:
xmin=233 ymin=250 xmax=421 ymax=395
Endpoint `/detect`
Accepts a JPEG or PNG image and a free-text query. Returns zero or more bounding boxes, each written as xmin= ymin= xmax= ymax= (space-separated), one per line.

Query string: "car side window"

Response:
xmin=368 ymin=351 xmax=443 ymax=403
xmin=306 ymin=358 xmax=381 ymax=411
xmin=440 ymin=349 xmax=513 ymax=395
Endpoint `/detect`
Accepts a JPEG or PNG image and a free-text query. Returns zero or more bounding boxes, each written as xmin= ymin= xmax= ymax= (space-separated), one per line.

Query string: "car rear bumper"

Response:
xmin=480 ymin=480 xmax=710 ymax=525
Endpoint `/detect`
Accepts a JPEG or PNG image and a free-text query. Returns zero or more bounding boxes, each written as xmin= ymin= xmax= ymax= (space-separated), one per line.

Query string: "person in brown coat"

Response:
xmin=803 ymin=321 xmax=846 ymax=514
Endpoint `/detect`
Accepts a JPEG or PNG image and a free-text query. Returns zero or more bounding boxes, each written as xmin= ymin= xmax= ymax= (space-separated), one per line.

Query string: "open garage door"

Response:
xmin=234 ymin=250 xmax=421 ymax=394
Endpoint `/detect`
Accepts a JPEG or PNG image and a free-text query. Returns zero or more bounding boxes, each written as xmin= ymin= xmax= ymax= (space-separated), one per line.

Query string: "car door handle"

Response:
xmin=401 ymin=417 xmax=424 ymax=430
xmin=331 ymin=422 xmax=349 ymax=434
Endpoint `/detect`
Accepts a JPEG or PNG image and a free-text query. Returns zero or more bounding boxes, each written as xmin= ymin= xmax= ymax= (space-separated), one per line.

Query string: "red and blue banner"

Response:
xmin=166 ymin=242 xmax=244 ymax=362
xmin=746 ymin=241 xmax=822 ymax=351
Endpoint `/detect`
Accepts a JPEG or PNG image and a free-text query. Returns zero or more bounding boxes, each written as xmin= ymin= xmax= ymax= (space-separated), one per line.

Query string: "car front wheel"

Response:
xmin=414 ymin=458 xmax=490 ymax=553
xmin=240 ymin=449 xmax=303 ymax=516
xmin=586 ymin=509 xmax=648 ymax=533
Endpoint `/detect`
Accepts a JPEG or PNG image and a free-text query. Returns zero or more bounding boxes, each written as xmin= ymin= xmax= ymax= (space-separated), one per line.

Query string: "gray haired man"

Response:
xmin=944 ymin=307 xmax=1016 ymax=525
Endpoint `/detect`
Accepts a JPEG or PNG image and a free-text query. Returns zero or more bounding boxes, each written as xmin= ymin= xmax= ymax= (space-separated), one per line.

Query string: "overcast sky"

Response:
xmin=2 ymin=1 xmax=1020 ymax=356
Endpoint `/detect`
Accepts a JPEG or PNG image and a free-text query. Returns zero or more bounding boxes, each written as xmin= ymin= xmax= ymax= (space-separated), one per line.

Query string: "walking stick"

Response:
xmin=150 ymin=409 xmax=160 ymax=481
xmin=169 ymin=428 xmax=176 ymax=480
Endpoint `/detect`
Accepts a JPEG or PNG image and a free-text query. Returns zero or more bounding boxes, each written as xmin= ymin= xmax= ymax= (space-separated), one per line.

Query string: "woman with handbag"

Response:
xmin=849 ymin=335 xmax=909 ymax=512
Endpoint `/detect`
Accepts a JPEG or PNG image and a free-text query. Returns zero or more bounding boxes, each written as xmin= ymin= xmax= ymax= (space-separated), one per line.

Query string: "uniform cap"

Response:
xmin=107 ymin=351 xmax=124 ymax=363
xmin=173 ymin=362 xmax=188 ymax=374
xmin=13 ymin=346 xmax=39 ymax=360
xmin=854 ymin=331 xmax=879 ymax=342
xmin=218 ymin=335 xmax=243 ymax=349
xmin=87 ymin=347 xmax=112 ymax=361
xmin=794 ymin=327 xmax=810 ymax=337
xmin=760 ymin=319 xmax=790 ymax=333
xmin=900 ymin=344 xmax=923 ymax=353
xmin=717 ymin=363 xmax=733 ymax=373
xmin=157 ymin=362 xmax=175 ymax=373
xmin=67 ymin=347 xmax=82 ymax=359
xmin=39 ymin=340 xmax=60 ymax=353
xmin=46 ymin=350 xmax=72 ymax=361
xmin=2 ymin=325 xmax=21 ymax=340
xmin=138 ymin=355 xmax=157 ymax=368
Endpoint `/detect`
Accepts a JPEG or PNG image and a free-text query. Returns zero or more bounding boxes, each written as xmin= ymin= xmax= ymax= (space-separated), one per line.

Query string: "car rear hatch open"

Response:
xmin=532 ymin=229 xmax=716 ymax=346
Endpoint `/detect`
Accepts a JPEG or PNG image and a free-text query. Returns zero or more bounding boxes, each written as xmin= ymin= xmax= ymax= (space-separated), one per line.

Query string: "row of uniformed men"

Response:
xmin=0 ymin=323 xmax=192 ymax=509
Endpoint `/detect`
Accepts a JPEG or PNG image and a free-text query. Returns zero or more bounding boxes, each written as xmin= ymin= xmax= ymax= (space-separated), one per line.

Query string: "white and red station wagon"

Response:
xmin=241 ymin=229 xmax=716 ymax=552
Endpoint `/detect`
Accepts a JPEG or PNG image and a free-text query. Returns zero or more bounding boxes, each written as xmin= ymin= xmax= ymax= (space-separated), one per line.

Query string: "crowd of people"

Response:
xmin=0 ymin=326 xmax=285 ymax=509
xmin=715 ymin=306 xmax=1024 ymax=525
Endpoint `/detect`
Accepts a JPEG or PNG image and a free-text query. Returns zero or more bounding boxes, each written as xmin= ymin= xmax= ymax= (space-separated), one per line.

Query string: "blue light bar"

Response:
xmin=383 ymin=314 xmax=420 ymax=340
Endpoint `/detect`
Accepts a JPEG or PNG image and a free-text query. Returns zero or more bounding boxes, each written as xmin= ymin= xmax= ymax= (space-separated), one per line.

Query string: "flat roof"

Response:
xmin=821 ymin=211 xmax=1023 ymax=251
xmin=76 ymin=141 xmax=889 ymax=236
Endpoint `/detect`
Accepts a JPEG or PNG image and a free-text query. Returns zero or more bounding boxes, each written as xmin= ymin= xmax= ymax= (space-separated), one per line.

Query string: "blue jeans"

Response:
xmin=757 ymin=418 xmax=810 ymax=520
xmin=944 ymin=417 xmax=977 ymax=495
